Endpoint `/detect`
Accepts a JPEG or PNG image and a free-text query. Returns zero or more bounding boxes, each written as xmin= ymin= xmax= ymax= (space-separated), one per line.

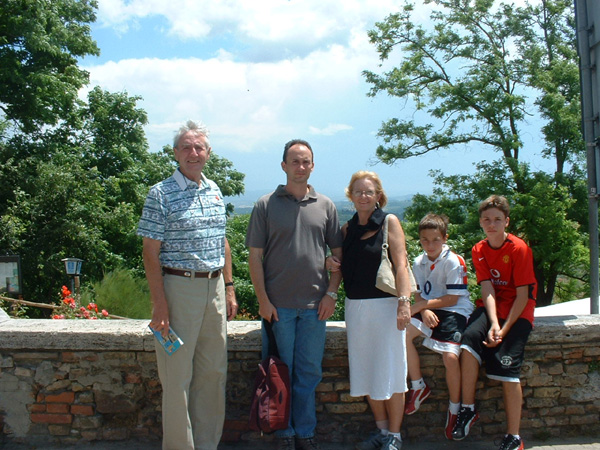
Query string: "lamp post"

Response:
xmin=61 ymin=258 xmax=83 ymax=295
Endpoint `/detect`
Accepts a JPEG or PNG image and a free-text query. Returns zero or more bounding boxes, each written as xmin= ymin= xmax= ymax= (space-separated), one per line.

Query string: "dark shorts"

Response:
xmin=460 ymin=307 xmax=532 ymax=382
xmin=413 ymin=310 xmax=467 ymax=343
xmin=411 ymin=310 xmax=467 ymax=355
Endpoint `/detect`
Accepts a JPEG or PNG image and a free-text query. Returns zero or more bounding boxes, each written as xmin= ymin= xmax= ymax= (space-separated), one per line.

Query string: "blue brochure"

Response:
xmin=149 ymin=325 xmax=184 ymax=355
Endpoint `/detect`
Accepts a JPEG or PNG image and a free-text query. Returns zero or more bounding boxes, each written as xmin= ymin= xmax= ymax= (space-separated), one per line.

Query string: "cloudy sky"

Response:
xmin=81 ymin=0 xmax=551 ymax=202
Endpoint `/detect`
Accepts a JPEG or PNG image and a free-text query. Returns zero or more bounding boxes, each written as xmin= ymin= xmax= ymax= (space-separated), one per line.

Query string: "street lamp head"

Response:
xmin=61 ymin=258 xmax=83 ymax=276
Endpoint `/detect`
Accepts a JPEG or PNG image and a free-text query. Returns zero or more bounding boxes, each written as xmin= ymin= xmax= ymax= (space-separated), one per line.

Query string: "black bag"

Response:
xmin=248 ymin=319 xmax=291 ymax=433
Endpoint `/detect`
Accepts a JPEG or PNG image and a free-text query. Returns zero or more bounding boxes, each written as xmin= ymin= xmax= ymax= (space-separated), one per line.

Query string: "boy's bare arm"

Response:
xmin=411 ymin=294 xmax=459 ymax=315
xmin=480 ymin=280 xmax=502 ymax=347
xmin=500 ymin=285 xmax=529 ymax=336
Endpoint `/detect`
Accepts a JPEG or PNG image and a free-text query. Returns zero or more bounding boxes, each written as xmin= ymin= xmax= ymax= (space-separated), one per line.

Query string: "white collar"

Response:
xmin=173 ymin=169 xmax=205 ymax=191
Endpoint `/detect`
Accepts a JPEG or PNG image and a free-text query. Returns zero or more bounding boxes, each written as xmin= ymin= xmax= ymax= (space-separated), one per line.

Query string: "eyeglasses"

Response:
xmin=352 ymin=190 xmax=376 ymax=198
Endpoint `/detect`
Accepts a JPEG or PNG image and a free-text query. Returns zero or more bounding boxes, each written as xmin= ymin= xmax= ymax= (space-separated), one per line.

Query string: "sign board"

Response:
xmin=0 ymin=255 xmax=22 ymax=295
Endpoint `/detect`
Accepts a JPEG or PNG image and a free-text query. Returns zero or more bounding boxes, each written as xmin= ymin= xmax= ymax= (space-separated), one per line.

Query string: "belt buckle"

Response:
xmin=184 ymin=271 xmax=192 ymax=277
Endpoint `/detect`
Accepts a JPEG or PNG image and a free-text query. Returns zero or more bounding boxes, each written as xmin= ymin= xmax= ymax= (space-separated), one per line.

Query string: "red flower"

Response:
xmin=101 ymin=309 xmax=109 ymax=317
xmin=87 ymin=303 xmax=98 ymax=313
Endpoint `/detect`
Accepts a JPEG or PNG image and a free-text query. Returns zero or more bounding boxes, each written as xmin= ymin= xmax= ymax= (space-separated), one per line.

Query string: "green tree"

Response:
xmin=226 ymin=214 xmax=258 ymax=319
xmin=0 ymin=0 xmax=247 ymax=312
xmin=364 ymin=0 xmax=531 ymax=186
xmin=0 ymin=0 xmax=100 ymax=132
xmin=405 ymin=163 xmax=589 ymax=304
xmin=519 ymin=0 xmax=584 ymax=175
xmin=0 ymin=87 xmax=245 ymax=305
xmin=366 ymin=0 xmax=587 ymax=305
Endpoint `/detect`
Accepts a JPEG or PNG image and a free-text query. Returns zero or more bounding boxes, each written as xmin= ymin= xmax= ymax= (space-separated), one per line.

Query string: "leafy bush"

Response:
xmin=81 ymin=268 xmax=151 ymax=319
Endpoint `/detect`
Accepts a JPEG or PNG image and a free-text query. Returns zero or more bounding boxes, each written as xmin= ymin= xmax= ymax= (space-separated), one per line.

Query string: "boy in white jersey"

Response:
xmin=404 ymin=214 xmax=473 ymax=440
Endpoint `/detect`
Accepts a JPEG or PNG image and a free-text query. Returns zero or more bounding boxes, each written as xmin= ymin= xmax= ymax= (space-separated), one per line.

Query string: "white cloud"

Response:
xmin=95 ymin=0 xmax=403 ymax=52
xmin=83 ymin=0 xmax=553 ymax=198
xmin=309 ymin=123 xmax=353 ymax=136
xmin=82 ymin=20 xmax=383 ymax=152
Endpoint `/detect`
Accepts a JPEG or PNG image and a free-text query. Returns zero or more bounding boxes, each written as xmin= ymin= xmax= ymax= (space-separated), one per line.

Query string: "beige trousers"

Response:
xmin=156 ymin=273 xmax=227 ymax=450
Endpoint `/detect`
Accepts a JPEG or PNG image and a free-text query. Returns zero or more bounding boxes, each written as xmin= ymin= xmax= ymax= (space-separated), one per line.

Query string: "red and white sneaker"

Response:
xmin=404 ymin=384 xmax=431 ymax=415
xmin=451 ymin=406 xmax=479 ymax=440
xmin=445 ymin=410 xmax=458 ymax=440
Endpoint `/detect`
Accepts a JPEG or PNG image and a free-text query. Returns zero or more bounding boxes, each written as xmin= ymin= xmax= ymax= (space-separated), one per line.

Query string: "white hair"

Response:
xmin=173 ymin=120 xmax=210 ymax=148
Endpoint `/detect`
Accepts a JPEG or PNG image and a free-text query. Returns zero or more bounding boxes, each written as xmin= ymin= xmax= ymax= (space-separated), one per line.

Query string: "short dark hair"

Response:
xmin=479 ymin=195 xmax=510 ymax=218
xmin=283 ymin=139 xmax=313 ymax=162
xmin=418 ymin=213 xmax=449 ymax=237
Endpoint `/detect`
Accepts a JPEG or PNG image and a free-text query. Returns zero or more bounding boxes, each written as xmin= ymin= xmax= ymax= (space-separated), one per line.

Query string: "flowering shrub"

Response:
xmin=52 ymin=285 xmax=110 ymax=320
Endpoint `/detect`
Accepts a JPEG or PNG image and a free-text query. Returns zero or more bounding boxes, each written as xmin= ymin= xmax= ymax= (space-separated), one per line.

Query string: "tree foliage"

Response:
xmin=0 ymin=0 xmax=100 ymax=132
xmin=0 ymin=86 xmax=245 ymax=305
xmin=0 ymin=88 xmax=164 ymax=303
xmin=366 ymin=0 xmax=588 ymax=306
xmin=519 ymin=0 xmax=583 ymax=174
xmin=226 ymin=214 xmax=258 ymax=319
xmin=0 ymin=0 xmax=246 ymax=309
xmin=404 ymin=163 xmax=589 ymax=304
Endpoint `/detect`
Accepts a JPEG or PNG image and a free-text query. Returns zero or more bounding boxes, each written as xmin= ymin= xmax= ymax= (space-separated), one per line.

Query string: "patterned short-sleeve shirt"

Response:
xmin=137 ymin=169 xmax=227 ymax=271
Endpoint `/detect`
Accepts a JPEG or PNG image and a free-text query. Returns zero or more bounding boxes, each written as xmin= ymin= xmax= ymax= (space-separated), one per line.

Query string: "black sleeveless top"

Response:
xmin=342 ymin=208 xmax=395 ymax=299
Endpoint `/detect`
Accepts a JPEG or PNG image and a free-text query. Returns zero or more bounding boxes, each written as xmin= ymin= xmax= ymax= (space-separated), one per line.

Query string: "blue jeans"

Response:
xmin=262 ymin=308 xmax=326 ymax=438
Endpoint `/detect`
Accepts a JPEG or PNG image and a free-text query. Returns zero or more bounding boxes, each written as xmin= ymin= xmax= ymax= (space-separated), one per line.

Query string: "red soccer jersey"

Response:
xmin=472 ymin=233 xmax=537 ymax=325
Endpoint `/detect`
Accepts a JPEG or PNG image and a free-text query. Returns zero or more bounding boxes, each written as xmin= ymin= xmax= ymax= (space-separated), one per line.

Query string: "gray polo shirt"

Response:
xmin=246 ymin=185 xmax=342 ymax=309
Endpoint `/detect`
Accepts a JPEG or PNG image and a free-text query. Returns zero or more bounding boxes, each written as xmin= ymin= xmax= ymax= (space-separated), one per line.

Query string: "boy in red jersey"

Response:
xmin=451 ymin=195 xmax=537 ymax=450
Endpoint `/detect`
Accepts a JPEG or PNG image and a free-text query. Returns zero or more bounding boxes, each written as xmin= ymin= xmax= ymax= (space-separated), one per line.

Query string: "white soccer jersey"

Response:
xmin=412 ymin=245 xmax=473 ymax=318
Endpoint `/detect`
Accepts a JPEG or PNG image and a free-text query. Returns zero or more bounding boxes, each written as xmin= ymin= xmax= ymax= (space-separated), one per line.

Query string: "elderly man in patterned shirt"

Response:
xmin=137 ymin=120 xmax=238 ymax=450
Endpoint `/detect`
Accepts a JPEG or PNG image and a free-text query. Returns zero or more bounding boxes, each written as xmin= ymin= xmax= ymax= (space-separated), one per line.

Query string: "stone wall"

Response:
xmin=0 ymin=316 xmax=599 ymax=447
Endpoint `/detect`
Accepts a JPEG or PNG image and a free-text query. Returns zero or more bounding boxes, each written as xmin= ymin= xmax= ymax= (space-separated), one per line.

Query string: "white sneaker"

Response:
xmin=381 ymin=434 xmax=402 ymax=450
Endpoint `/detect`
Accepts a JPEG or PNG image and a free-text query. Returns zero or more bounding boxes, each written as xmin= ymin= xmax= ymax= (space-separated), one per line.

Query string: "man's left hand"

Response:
xmin=318 ymin=294 xmax=336 ymax=320
xmin=226 ymin=289 xmax=238 ymax=321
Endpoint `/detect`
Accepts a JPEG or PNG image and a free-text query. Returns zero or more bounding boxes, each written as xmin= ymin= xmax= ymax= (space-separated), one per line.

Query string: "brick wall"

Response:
xmin=0 ymin=316 xmax=599 ymax=447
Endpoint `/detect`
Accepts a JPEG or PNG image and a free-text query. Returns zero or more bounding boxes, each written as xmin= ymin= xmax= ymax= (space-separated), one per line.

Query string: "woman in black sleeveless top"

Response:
xmin=340 ymin=171 xmax=412 ymax=450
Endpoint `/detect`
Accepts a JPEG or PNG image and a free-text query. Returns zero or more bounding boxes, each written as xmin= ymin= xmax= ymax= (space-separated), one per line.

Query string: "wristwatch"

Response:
xmin=326 ymin=291 xmax=338 ymax=301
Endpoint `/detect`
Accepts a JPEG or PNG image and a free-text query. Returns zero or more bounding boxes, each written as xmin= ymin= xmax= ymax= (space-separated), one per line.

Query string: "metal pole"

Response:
xmin=575 ymin=0 xmax=600 ymax=314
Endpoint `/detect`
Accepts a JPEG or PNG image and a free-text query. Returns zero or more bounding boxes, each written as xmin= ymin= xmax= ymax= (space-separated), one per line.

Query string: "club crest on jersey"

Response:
xmin=503 ymin=255 xmax=510 ymax=264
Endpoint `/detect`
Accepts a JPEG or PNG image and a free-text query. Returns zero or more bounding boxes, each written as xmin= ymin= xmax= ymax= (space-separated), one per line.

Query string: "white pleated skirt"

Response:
xmin=345 ymin=296 xmax=408 ymax=400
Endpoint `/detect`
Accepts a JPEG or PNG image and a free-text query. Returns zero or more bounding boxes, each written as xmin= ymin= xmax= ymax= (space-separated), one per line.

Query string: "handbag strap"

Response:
xmin=263 ymin=318 xmax=280 ymax=358
xmin=382 ymin=214 xmax=417 ymax=293
xmin=381 ymin=214 xmax=390 ymax=254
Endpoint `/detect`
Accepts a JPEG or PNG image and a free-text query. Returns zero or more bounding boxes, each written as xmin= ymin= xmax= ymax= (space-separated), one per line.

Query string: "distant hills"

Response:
xmin=226 ymin=190 xmax=414 ymax=220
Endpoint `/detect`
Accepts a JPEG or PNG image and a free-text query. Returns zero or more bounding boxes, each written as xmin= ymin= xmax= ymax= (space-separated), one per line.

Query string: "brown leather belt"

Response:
xmin=162 ymin=267 xmax=222 ymax=278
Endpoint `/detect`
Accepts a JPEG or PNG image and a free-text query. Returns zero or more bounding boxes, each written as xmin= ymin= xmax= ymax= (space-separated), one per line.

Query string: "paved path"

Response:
xmin=3 ymin=436 xmax=600 ymax=449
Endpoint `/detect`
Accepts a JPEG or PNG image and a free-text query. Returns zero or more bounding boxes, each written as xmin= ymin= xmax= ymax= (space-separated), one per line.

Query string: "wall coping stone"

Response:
xmin=0 ymin=315 xmax=598 ymax=351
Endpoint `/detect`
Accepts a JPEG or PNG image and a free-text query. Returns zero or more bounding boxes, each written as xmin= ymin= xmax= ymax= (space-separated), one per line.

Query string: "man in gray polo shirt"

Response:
xmin=246 ymin=139 xmax=343 ymax=450
xmin=138 ymin=120 xmax=238 ymax=450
